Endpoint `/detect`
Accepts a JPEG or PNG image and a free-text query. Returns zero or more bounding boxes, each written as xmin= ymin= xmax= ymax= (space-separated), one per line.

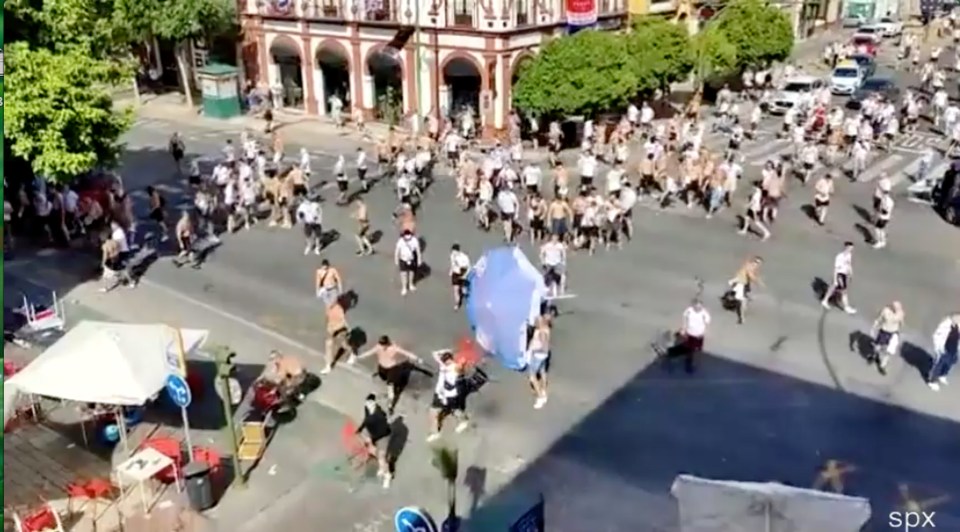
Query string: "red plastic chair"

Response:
xmin=14 ymin=502 xmax=63 ymax=532
xmin=191 ymin=446 xmax=223 ymax=480
xmin=340 ymin=421 xmax=373 ymax=470
xmin=141 ymin=437 xmax=183 ymax=484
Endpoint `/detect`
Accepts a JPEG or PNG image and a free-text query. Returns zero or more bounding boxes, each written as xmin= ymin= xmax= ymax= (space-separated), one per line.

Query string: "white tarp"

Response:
xmin=671 ymin=474 xmax=872 ymax=532
xmin=4 ymin=321 xmax=208 ymax=425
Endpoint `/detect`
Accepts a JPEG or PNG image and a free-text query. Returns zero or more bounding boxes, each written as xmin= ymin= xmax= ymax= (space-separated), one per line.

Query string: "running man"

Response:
xmin=870 ymin=301 xmax=904 ymax=375
xmin=821 ymin=241 xmax=857 ymax=314
xmin=426 ymin=350 xmax=470 ymax=442
xmin=540 ymin=233 xmax=567 ymax=299
xmin=526 ymin=314 xmax=551 ymax=409
xmin=449 ymin=244 xmax=471 ymax=310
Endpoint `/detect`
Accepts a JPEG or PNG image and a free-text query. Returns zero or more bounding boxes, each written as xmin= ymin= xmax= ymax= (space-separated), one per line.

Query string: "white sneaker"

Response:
xmin=320 ymin=365 xmax=332 ymax=375
xmin=454 ymin=421 xmax=469 ymax=434
xmin=534 ymin=397 xmax=547 ymax=409
xmin=873 ymin=242 xmax=885 ymax=249
xmin=348 ymin=354 xmax=357 ymax=365
xmin=401 ymin=288 xmax=408 ymax=296
xmin=939 ymin=376 xmax=948 ymax=385
xmin=821 ymin=301 xmax=831 ymax=310
xmin=426 ymin=433 xmax=440 ymax=443
xmin=382 ymin=475 xmax=392 ymax=489
xmin=303 ymin=246 xmax=311 ymax=255
xmin=314 ymin=247 xmax=321 ymax=255
xmin=410 ymin=285 xmax=417 ymax=292
xmin=928 ymin=381 xmax=940 ymax=391
xmin=844 ymin=307 xmax=857 ymax=314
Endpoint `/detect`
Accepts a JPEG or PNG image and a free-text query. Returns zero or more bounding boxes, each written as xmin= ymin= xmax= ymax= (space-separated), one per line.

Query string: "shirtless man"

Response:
xmin=761 ymin=167 xmax=785 ymax=224
xmin=266 ymin=350 xmax=306 ymax=400
xmin=353 ymin=199 xmax=374 ymax=256
xmin=356 ymin=335 xmax=423 ymax=413
xmin=813 ymin=172 xmax=835 ymax=225
xmin=527 ymin=314 xmax=552 ymax=409
xmin=527 ymin=193 xmax=547 ymax=244
xmin=547 ymin=197 xmax=572 ymax=244
xmin=174 ymin=211 xmax=197 ymax=267
xmin=315 ymin=259 xmax=344 ymax=307
xmin=321 ymin=300 xmax=356 ymax=373
xmin=727 ymin=256 xmax=764 ymax=325
xmin=552 ymin=162 xmax=570 ymax=199
xmin=870 ymin=301 xmax=904 ymax=375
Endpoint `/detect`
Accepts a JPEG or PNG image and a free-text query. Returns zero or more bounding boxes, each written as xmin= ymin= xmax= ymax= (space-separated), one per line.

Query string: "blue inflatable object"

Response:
xmin=101 ymin=424 xmax=121 ymax=444
xmin=465 ymin=247 xmax=548 ymax=371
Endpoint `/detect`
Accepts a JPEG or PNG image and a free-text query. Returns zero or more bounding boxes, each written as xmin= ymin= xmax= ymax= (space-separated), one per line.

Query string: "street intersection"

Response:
xmin=25 ymin=100 xmax=952 ymax=530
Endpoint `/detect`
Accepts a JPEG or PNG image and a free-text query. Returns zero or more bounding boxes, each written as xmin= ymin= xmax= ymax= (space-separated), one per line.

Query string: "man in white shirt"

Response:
xmin=448 ymin=243 xmax=471 ymax=309
xmin=664 ymin=299 xmax=711 ymax=374
xmin=821 ymin=241 xmax=856 ymax=313
xmin=110 ymin=221 xmax=130 ymax=256
xmin=296 ymin=196 xmax=323 ymax=255
xmin=540 ymin=234 xmax=567 ymax=298
xmin=394 ymin=230 xmax=422 ymax=296
xmin=606 ymin=162 xmax=625 ymax=198
xmin=577 ymin=151 xmax=597 ymax=192
xmin=928 ymin=313 xmax=960 ymax=391
xmin=496 ymin=186 xmax=520 ymax=243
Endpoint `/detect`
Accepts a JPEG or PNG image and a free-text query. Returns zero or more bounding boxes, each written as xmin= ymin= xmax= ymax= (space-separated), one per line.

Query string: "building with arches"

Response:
xmin=239 ymin=0 xmax=627 ymax=134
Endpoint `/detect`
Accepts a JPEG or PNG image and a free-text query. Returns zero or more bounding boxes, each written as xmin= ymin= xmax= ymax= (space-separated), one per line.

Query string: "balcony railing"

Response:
xmin=364 ymin=4 xmax=398 ymax=21
xmin=452 ymin=11 xmax=473 ymax=25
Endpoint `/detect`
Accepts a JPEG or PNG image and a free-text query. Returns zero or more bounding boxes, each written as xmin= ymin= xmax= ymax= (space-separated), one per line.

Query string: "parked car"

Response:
xmin=854 ymin=25 xmax=883 ymax=40
xmin=771 ymin=76 xmax=824 ymax=114
xmin=842 ymin=15 xmax=865 ymax=27
xmin=851 ymin=35 xmax=879 ymax=56
xmin=873 ymin=16 xmax=904 ymax=37
xmin=848 ymin=53 xmax=877 ymax=79
xmin=847 ymin=77 xmax=900 ymax=108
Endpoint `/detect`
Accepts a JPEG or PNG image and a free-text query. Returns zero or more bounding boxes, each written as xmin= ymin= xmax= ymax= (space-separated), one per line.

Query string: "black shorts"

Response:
xmin=149 ymin=208 xmax=165 ymax=223
xmin=580 ymin=176 xmax=593 ymax=187
xmin=815 ymin=198 xmax=830 ymax=208
xmin=526 ymin=184 xmax=538 ymax=195
xmin=303 ymin=223 xmax=322 ymax=239
xmin=377 ymin=363 xmax=409 ymax=388
xmin=358 ymin=221 xmax=370 ymax=237
xmin=803 ymin=162 xmax=814 ymax=171
xmin=451 ymin=271 xmax=467 ymax=286
xmin=500 ymin=211 xmax=516 ymax=222
xmin=729 ymin=140 xmax=741 ymax=150
xmin=582 ymin=225 xmax=599 ymax=238
xmin=530 ymin=217 xmax=545 ymax=232
xmin=875 ymin=330 xmax=895 ymax=348
xmin=293 ymin=184 xmax=308 ymax=197
xmin=399 ymin=259 xmax=417 ymax=272
xmin=746 ymin=209 xmax=760 ymax=220
xmin=358 ymin=168 xmax=367 ymax=180
xmin=337 ymin=179 xmax=348 ymax=192
xmin=835 ymin=273 xmax=849 ymax=291
xmin=189 ymin=174 xmax=202 ymax=186
xmin=875 ymin=218 xmax=888 ymax=229
xmin=431 ymin=393 xmax=465 ymax=413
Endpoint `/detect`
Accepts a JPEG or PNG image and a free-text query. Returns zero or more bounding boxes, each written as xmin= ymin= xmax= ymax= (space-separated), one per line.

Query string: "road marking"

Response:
xmin=745 ymin=140 xmax=792 ymax=166
xmin=857 ymin=154 xmax=903 ymax=182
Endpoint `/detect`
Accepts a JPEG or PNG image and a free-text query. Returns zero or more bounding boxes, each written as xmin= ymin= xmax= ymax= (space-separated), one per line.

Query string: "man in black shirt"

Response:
xmin=356 ymin=394 xmax=393 ymax=488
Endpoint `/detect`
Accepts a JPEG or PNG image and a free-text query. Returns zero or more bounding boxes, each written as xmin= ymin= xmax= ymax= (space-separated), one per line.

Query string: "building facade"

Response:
xmin=239 ymin=0 xmax=627 ymax=133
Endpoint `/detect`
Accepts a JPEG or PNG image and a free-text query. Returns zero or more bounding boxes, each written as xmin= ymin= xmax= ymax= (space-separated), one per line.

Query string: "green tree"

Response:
xmin=3 ymin=43 xmax=134 ymax=183
xmin=714 ymin=0 xmax=794 ymax=70
xmin=5 ymin=0 xmax=142 ymax=58
xmin=627 ymin=17 xmax=695 ymax=94
xmin=513 ymin=30 xmax=638 ymax=118
xmin=692 ymin=25 xmax=738 ymax=87
xmin=147 ymin=0 xmax=237 ymax=107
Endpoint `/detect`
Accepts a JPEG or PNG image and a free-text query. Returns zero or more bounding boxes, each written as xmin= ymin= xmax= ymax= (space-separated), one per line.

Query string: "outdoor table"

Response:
xmin=115 ymin=446 xmax=181 ymax=515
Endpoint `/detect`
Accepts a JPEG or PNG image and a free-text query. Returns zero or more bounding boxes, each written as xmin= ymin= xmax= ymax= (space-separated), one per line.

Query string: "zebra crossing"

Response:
xmin=703 ymin=132 xmax=950 ymax=190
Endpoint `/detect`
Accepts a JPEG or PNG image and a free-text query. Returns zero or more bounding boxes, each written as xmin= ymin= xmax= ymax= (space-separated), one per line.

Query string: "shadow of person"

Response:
xmin=463 ymin=465 xmax=487 ymax=516
xmin=848 ymin=330 xmax=876 ymax=363
xmin=387 ymin=416 xmax=409 ymax=475
xmin=900 ymin=341 xmax=933 ymax=381
xmin=811 ymin=277 xmax=829 ymax=301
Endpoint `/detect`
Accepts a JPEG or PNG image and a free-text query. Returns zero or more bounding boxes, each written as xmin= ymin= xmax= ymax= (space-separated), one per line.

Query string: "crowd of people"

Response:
xmin=3 ymin=24 xmax=959 ymax=494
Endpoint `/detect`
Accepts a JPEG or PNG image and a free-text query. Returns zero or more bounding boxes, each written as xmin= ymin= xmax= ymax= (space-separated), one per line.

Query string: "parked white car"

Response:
xmin=872 ymin=17 xmax=903 ymax=37
xmin=771 ymin=76 xmax=824 ymax=114
xmin=854 ymin=25 xmax=883 ymax=40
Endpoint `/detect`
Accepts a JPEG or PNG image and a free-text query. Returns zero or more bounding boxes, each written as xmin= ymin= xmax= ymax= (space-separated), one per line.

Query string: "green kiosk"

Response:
xmin=197 ymin=64 xmax=242 ymax=119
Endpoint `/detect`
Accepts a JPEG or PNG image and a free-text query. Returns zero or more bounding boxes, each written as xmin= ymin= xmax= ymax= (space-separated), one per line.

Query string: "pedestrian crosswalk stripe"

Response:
xmin=745 ymin=140 xmax=792 ymax=166
xmin=857 ymin=154 xmax=903 ymax=183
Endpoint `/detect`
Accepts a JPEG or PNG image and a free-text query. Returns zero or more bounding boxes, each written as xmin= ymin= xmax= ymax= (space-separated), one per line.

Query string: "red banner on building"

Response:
xmin=566 ymin=0 xmax=598 ymax=27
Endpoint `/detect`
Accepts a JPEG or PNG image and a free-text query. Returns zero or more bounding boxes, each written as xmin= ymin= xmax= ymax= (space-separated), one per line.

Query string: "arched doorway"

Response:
xmin=270 ymin=37 xmax=304 ymax=109
xmin=315 ymin=42 xmax=352 ymax=114
xmin=367 ymin=49 xmax=404 ymax=123
xmin=511 ymin=54 xmax=534 ymax=86
xmin=443 ymin=56 xmax=483 ymax=123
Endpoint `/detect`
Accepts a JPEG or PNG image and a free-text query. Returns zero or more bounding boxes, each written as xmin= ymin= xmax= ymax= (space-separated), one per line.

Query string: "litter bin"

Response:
xmin=183 ymin=461 xmax=215 ymax=511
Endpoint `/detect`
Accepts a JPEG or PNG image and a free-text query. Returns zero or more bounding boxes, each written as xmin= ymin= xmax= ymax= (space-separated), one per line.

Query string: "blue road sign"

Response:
xmin=394 ymin=507 xmax=438 ymax=532
xmin=165 ymin=374 xmax=192 ymax=408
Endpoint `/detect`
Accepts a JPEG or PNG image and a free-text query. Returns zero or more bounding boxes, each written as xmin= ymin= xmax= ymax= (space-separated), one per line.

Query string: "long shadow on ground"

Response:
xmin=465 ymin=353 xmax=960 ymax=531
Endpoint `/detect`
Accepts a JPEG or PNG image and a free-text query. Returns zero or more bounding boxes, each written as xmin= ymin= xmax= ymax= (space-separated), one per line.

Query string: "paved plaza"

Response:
xmin=6 ymin=34 xmax=960 ymax=531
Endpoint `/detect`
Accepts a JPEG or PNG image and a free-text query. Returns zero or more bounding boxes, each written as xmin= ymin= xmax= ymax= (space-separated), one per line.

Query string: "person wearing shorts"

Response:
xmin=426 ymin=351 xmax=469 ymax=442
xmin=527 ymin=315 xmax=551 ymax=409
xmin=356 ymin=394 xmax=393 ymax=488
xmin=321 ymin=301 xmax=355 ymax=373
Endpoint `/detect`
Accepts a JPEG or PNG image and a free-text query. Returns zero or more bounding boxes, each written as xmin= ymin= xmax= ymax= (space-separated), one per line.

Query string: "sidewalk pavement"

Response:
xmin=3 ymin=258 xmax=478 ymax=532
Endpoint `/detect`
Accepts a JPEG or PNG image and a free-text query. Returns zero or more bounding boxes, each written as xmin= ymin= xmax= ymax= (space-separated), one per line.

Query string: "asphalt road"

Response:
xmin=92 ymin=95 xmax=960 ymax=531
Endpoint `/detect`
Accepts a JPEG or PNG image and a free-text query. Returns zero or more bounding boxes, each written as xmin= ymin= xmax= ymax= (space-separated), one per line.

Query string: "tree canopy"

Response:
xmin=627 ymin=17 xmax=695 ymax=93
xmin=513 ymin=30 xmax=639 ymax=117
xmin=4 ymin=43 xmax=134 ymax=182
xmin=714 ymin=0 xmax=794 ymax=69
xmin=692 ymin=25 xmax=738 ymax=83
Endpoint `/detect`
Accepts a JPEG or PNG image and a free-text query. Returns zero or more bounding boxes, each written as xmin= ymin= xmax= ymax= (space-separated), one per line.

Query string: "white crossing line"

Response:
xmin=857 ymin=153 xmax=904 ymax=183
xmin=744 ymin=140 xmax=792 ymax=166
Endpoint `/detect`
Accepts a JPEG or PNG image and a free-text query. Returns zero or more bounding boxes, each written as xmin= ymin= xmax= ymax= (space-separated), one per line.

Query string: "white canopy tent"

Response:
xmin=671 ymin=474 xmax=872 ymax=532
xmin=3 ymin=321 xmax=208 ymax=427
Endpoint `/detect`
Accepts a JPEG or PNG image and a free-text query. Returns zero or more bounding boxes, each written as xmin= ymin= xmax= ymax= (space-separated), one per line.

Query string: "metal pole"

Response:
xmin=414 ymin=0 xmax=423 ymax=137
xmin=219 ymin=374 xmax=246 ymax=487
xmin=181 ymin=406 xmax=195 ymax=463
xmin=173 ymin=328 xmax=195 ymax=464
